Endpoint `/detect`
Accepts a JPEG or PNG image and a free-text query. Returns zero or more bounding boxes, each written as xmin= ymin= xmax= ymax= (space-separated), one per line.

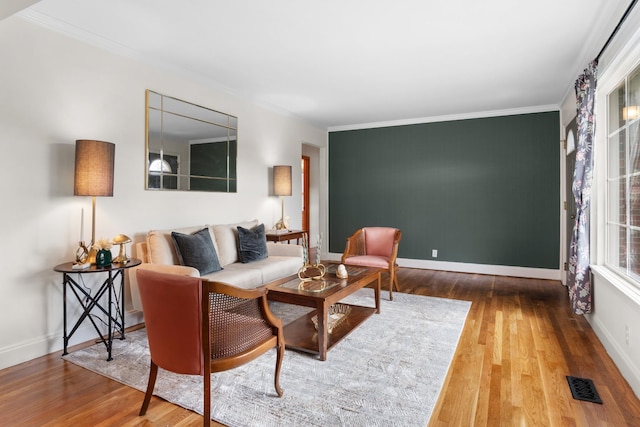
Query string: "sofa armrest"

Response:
xmin=134 ymin=241 xmax=150 ymax=263
xmin=266 ymin=242 xmax=303 ymax=258
xmin=128 ymin=263 xmax=200 ymax=311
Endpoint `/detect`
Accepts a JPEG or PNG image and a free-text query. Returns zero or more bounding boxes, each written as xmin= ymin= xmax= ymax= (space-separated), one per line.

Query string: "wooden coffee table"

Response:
xmin=266 ymin=263 xmax=381 ymax=361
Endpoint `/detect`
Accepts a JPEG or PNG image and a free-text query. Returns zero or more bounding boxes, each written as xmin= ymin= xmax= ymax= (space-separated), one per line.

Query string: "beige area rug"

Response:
xmin=63 ymin=289 xmax=470 ymax=426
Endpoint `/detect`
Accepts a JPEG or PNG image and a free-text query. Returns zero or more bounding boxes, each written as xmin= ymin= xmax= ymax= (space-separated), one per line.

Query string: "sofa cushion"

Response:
xmin=237 ymin=223 xmax=268 ymax=263
xmin=171 ymin=228 xmax=222 ymax=275
xmin=244 ymin=256 xmax=303 ymax=283
xmin=201 ymin=263 xmax=264 ymax=289
xmin=211 ymin=219 xmax=259 ymax=266
xmin=147 ymin=225 xmax=212 ymax=265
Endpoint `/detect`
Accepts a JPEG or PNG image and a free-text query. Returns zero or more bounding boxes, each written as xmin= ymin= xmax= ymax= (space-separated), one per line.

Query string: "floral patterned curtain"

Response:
xmin=568 ymin=60 xmax=597 ymax=315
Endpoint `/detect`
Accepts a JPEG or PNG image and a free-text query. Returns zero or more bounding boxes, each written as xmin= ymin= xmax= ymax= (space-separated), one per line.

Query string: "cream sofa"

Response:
xmin=129 ymin=220 xmax=303 ymax=311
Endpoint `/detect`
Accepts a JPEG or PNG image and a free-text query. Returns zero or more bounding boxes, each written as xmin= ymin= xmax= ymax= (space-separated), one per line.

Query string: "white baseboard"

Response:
xmin=587 ymin=313 xmax=640 ymax=399
xmin=0 ymin=309 xmax=144 ymax=371
xmin=326 ymin=253 xmax=561 ymax=281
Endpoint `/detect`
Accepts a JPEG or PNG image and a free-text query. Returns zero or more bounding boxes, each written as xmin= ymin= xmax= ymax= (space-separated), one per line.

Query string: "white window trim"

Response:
xmin=593 ymin=30 xmax=640 ymax=295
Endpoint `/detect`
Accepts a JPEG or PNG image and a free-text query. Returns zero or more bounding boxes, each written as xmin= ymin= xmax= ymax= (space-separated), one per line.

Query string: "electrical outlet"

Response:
xmin=432 ymin=249 xmax=438 ymax=258
xmin=625 ymin=325 xmax=630 ymax=347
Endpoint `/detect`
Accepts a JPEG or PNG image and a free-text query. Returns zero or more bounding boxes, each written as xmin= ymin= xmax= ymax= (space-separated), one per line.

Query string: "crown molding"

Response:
xmin=328 ymin=104 xmax=560 ymax=133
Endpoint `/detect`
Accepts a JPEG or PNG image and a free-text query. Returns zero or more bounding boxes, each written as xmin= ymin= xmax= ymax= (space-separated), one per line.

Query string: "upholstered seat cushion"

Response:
xmin=237 ymin=256 xmax=302 ymax=283
xmin=343 ymin=255 xmax=390 ymax=269
xmin=204 ymin=255 xmax=301 ymax=289
xmin=201 ymin=264 xmax=263 ymax=289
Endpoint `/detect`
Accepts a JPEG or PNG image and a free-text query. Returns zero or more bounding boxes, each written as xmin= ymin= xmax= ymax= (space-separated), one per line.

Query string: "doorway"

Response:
xmin=565 ymin=118 xmax=578 ymax=283
xmin=301 ymin=143 xmax=321 ymax=248
xmin=302 ymin=155 xmax=310 ymax=232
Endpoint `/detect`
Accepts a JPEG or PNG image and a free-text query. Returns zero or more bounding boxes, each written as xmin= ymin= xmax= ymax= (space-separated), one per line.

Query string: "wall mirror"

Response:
xmin=145 ymin=90 xmax=237 ymax=192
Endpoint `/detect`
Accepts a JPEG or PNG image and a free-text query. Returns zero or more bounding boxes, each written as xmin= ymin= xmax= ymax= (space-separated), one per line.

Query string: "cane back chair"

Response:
xmin=136 ymin=269 xmax=284 ymax=426
xmin=341 ymin=227 xmax=402 ymax=300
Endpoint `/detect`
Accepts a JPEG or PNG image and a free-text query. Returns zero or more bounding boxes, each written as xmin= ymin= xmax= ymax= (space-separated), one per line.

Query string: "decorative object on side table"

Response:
xmin=298 ymin=232 xmax=325 ymax=281
xmin=298 ymin=264 xmax=326 ymax=281
xmin=73 ymin=244 xmax=90 ymax=271
xmin=112 ymin=234 xmax=131 ymax=264
xmin=311 ymin=303 xmax=352 ymax=334
xmin=336 ymin=263 xmax=349 ymax=279
xmin=93 ymin=238 xmax=113 ymax=268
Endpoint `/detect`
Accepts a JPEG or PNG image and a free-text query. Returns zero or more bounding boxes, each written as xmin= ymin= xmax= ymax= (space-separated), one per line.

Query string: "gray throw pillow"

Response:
xmin=237 ymin=223 xmax=268 ymax=263
xmin=171 ymin=228 xmax=222 ymax=275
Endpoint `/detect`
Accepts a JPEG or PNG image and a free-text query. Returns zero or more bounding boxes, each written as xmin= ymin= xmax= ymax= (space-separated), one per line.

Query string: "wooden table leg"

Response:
xmin=317 ymin=301 xmax=328 ymax=361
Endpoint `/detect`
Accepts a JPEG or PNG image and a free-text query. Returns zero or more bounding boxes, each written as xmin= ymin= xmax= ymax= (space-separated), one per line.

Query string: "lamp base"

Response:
xmin=274 ymin=216 xmax=290 ymax=230
xmin=113 ymin=243 xmax=129 ymax=264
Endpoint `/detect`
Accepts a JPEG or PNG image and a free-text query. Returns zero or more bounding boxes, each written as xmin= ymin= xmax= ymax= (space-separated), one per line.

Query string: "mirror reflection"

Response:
xmin=146 ymin=90 xmax=237 ymax=192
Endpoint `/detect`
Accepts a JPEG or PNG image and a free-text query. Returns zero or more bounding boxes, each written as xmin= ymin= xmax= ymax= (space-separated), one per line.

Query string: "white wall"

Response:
xmin=0 ymin=16 xmax=327 ymax=369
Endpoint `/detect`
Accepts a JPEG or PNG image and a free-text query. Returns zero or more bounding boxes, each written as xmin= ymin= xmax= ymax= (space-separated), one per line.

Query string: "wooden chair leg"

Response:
xmin=393 ymin=265 xmax=400 ymax=291
xmin=204 ymin=373 xmax=211 ymax=427
xmin=274 ymin=343 xmax=284 ymax=397
xmin=139 ymin=360 xmax=158 ymax=416
xmin=388 ymin=265 xmax=400 ymax=301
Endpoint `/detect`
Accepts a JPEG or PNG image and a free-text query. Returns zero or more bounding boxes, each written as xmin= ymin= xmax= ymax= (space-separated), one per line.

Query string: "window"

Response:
xmin=606 ymin=64 xmax=640 ymax=281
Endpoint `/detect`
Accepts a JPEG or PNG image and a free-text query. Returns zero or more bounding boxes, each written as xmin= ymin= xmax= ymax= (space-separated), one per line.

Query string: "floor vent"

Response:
xmin=566 ymin=376 xmax=603 ymax=404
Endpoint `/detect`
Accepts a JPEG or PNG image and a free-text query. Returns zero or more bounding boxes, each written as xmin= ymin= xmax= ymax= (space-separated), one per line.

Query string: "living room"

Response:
xmin=2 ymin=0 xmax=640 ymax=425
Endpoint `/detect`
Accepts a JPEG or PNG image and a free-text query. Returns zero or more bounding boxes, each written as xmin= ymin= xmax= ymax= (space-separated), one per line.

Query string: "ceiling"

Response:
xmin=17 ymin=0 xmax=632 ymax=129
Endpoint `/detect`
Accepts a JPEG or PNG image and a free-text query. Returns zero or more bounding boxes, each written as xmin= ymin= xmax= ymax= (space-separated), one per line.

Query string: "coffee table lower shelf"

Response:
xmin=282 ymin=304 xmax=376 ymax=356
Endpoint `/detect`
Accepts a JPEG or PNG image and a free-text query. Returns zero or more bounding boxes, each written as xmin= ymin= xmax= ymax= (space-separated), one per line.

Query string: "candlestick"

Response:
xmin=80 ymin=207 xmax=84 ymax=243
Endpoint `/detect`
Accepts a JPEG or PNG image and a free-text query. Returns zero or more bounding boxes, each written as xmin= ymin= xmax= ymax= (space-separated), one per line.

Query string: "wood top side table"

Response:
xmin=266 ymin=229 xmax=306 ymax=244
xmin=54 ymin=258 xmax=141 ymax=361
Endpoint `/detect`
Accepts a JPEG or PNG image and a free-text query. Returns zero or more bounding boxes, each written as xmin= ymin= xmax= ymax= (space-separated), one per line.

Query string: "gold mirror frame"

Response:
xmin=145 ymin=90 xmax=238 ymax=192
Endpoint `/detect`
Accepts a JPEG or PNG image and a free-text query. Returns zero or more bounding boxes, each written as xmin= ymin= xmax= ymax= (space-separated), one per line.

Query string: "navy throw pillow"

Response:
xmin=171 ymin=228 xmax=222 ymax=275
xmin=237 ymin=223 xmax=268 ymax=263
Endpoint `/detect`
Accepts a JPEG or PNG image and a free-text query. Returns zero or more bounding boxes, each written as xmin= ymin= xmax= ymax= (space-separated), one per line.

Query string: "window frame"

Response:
xmin=595 ymin=39 xmax=640 ymax=295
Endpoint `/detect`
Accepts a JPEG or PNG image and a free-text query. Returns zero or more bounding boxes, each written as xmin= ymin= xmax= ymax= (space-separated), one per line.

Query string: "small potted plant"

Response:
xmin=93 ymin=238 xmax=113 ymax=267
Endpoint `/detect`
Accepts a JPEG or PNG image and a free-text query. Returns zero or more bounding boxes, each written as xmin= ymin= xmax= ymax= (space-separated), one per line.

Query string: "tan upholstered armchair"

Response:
xmin=341 ymin=227 xmax=402 ymax=300
xmin=136 ymin=269 xmax=284 ymax=427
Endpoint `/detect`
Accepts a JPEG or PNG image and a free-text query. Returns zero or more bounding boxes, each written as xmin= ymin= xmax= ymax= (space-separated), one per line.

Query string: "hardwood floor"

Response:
xmin=1 ymin=268 xmax=639 ymax=426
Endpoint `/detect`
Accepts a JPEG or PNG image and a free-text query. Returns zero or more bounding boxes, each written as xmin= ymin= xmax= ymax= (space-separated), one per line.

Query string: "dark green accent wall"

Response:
xmin=329 ymin=111 xmax=560 ymax=269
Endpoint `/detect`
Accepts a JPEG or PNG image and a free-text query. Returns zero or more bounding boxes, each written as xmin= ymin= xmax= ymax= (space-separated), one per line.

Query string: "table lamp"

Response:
xmin=273 ymin=165 xmax=292 ymax=230
xmin=112 ymin=234 xmax=131 ymax=264
xmin=74 ymin=140 xmax=115 ymax=264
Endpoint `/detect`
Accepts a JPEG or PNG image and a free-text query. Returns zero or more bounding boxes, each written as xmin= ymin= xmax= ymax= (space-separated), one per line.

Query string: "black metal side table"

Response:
xmin=54 ymin=258 xmax=141 ymax=361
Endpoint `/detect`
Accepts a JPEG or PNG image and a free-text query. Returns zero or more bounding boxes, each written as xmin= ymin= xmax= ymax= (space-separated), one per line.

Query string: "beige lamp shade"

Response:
xmin=273 ymin=165 xmax=292 ymax=196
xmin=74 ymin=140 xmax=115 ymax=197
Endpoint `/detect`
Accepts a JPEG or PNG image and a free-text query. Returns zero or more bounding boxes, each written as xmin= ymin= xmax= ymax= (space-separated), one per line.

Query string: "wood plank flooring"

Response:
xmin=1 ymin=268 xmax=639 ymax=426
